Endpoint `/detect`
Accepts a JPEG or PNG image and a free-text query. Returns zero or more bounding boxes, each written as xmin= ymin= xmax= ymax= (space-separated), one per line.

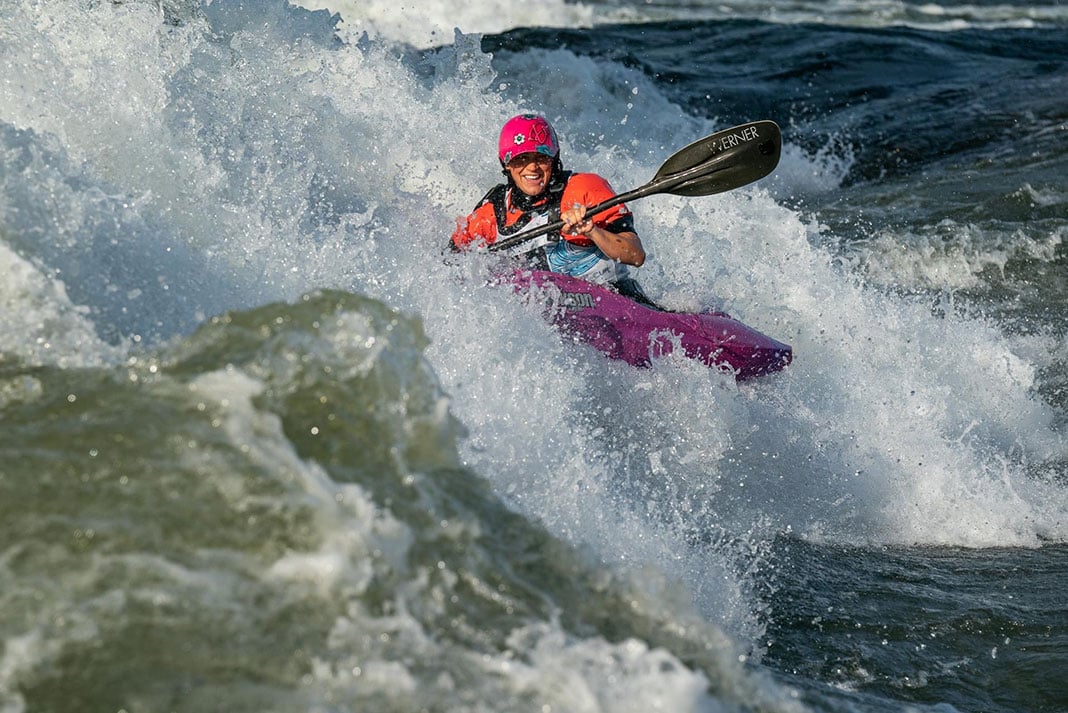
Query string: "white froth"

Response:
xmin=0 ymin=243 xmax=126 ymax=367
xmin=295 ymin=0 xmax=606 ymax=48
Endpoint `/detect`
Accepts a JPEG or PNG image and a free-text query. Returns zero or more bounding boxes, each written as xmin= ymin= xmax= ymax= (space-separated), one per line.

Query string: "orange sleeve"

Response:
xmin=451 ymin=201 xmax=498 ymax=249
xmin=558 ymin=173 xmax=632 ymax=245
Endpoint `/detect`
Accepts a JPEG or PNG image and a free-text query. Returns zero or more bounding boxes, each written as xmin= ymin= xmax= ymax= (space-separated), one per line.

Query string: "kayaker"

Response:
xmin=449 ymin=113 xmax=659 ymax=307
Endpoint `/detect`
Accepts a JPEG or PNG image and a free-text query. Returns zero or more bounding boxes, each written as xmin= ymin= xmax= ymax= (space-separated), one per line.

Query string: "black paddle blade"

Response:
xmin=651 ymin=120 xmax=781 ymax=197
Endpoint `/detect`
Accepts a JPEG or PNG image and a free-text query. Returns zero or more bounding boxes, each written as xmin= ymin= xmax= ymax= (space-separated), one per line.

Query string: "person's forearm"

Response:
xmin=589 ymin=228 xmax=645 ymax=266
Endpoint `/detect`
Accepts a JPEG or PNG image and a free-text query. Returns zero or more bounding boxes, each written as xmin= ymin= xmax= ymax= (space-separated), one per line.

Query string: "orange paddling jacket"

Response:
xmin=450 ymin=171 xmax=635 ymax=285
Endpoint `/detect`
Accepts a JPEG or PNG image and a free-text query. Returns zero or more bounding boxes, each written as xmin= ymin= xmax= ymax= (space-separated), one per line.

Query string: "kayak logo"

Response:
xmin=523 ymin=282 xmax=597 ymax=314
xmin=706 ymin=124 xmax=760 ymax=155
xmin=559 ymin=291 xmax=596 ymax=310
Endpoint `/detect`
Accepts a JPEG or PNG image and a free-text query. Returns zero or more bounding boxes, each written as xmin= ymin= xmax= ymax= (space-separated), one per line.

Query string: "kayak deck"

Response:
xmin=505 ymin=270 xmax=792 ymax=381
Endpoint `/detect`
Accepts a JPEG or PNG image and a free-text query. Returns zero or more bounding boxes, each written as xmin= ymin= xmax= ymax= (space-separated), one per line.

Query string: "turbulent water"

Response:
xmin=1 ymin=0 xmax=1066 ymax=711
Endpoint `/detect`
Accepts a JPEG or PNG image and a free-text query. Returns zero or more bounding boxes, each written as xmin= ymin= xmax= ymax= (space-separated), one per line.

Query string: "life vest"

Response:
xmin=452 ymin=172 xmax=635 ymax=285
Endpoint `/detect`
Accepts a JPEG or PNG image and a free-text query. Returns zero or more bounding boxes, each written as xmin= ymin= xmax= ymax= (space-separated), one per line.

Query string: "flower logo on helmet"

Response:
xmin=498 ymin=114 xmax=560 ymax=165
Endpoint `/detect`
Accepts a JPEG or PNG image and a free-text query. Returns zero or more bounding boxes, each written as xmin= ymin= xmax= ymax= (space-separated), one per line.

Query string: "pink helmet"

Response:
xmin=498 ymin=114 xmax=559 ymax=165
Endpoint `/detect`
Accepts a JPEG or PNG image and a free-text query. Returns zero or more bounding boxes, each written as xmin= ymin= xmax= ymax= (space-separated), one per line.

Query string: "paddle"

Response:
xmin=488 ymin=120 xmax=782 ymax=253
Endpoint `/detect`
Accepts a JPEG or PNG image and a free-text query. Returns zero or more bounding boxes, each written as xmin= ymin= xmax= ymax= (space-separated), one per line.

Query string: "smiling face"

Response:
xmin=506 ymin=152 xmax=554 ymax=196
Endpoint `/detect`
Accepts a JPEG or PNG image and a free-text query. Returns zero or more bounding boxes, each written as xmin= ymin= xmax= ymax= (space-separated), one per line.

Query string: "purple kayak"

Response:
xmin=505 ymin=270 xmax=792 ymax=381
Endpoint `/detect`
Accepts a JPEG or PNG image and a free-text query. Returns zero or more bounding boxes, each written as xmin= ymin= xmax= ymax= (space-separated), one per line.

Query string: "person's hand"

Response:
xmin=561 ymin=203 xmax=594 ymax=236
xmin=558 ymin=202 xmax=645 ymax=266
